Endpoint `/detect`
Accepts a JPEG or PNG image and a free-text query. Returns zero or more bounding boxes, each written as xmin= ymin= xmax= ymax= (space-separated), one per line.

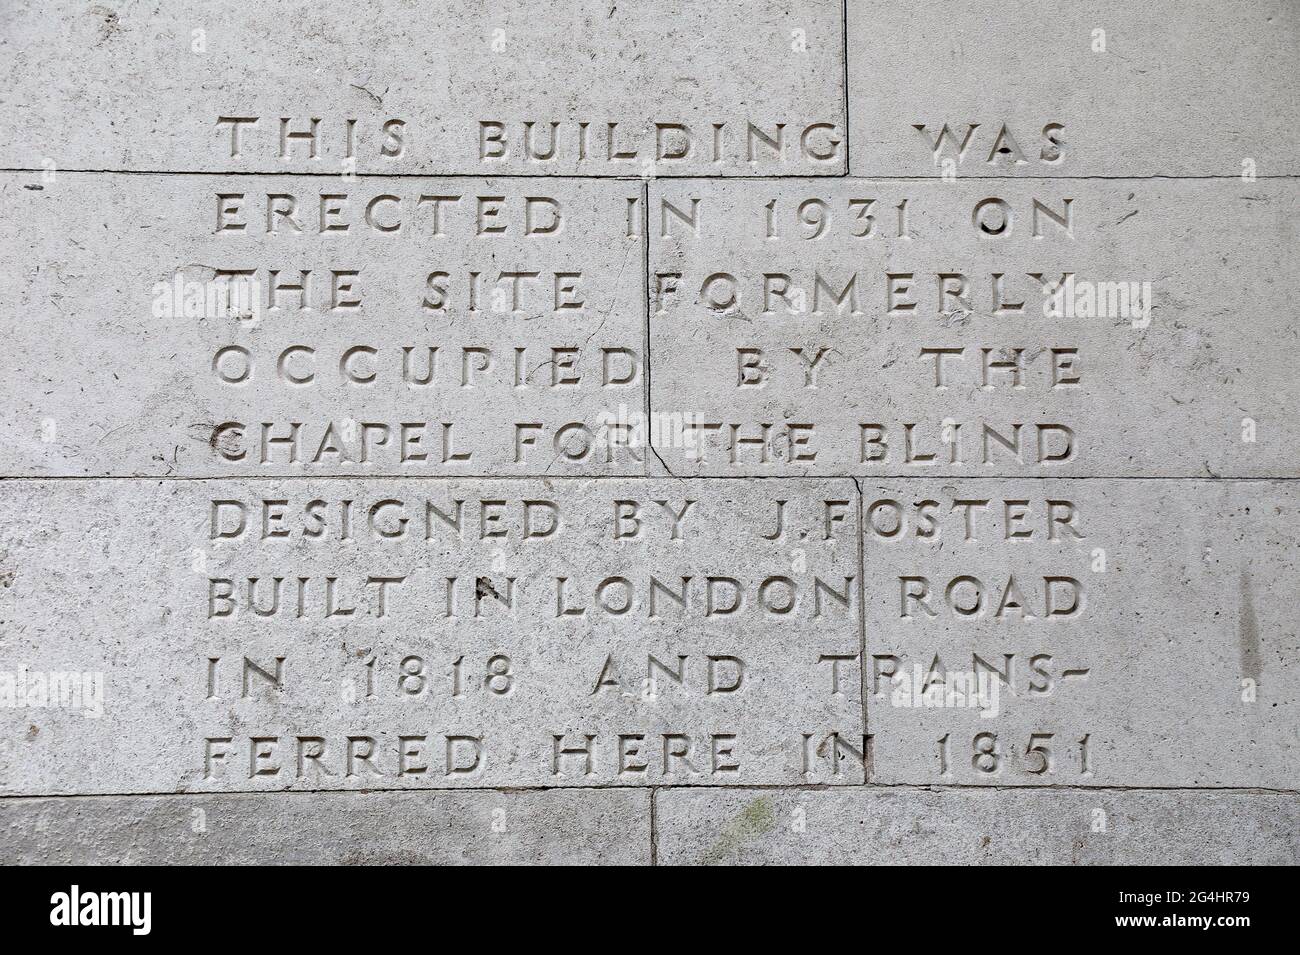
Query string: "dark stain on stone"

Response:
xmin=700 ymin=796 xmax=776 ymax=865
xmin=1239 ymin=569 xmax=1261 ymax=685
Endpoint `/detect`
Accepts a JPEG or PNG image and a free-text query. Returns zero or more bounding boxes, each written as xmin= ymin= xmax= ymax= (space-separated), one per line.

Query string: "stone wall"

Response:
xmin=0 ymin=0 xmax=1296 ymax=865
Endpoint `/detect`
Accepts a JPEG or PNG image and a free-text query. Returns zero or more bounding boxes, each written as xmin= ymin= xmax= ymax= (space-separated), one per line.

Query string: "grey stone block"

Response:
xmin=656 ymin=788 xmax=1300 ymax=865
xmin=647 ymin=177 xmax=1299 ymax=477
xmin=0 ymin=173 xmax=647 ymax=477
xmin=862 ymin=479 xmax=1300 ymax=788
xmin=1 ymin=0 xmax=846 ymax=176
xmin=848 ymin=0 xmax=1300 ymax=177
xmin=0 ymin=477 xmax=864 ymax=795
xmin=0 ymin=790 xmax=649 ymax=864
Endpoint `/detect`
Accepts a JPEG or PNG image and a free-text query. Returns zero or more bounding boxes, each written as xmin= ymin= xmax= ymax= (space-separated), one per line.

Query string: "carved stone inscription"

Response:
xmin=0 ymin=479 xmax=864 ymax=794
xmin=0 ymin=0 xmax=1296 ymax=866
xmin=647 ymin=179 xmax=1298 ymax=477
xmin=0 ymin=175 xmax=646 ymax=476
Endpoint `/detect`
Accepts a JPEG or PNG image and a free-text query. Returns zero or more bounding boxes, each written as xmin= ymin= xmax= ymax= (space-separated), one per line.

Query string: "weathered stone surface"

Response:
xmin=0 ymin=790 xmax=649 ymax=864
xmin=3 ymin=0 xmax=1297 ymax=869
xmin=847 ymin=0 xmax=1300 ymax=177
xmin=0 ymin=478 xmax=864 ymax=795
xmin=862 ymin=479 xmax=1300 ymax=788
xmin=647 ymin=178 xmax=1299 ymax=477
xmin=0 ymin=0 xmax=846 ymax=177
xmin=0 ymin=173 xmax=647 ymax=477
xmin=656 ymin=788 xmax=1300 ymax=865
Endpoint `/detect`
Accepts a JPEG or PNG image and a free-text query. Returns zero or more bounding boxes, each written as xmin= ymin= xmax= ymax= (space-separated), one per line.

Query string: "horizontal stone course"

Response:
xmin=656 ymin=788 xmax=1300 ymax=865
xmin=847 ymin=0 xmax=1300 ymax=177
xmin=3 ymin=476 xmax=1294 ymax=795
xmin=0 ymin=789 xmax=650 ymax=864
xmin=0 ymin=0 xmax=846 ymax=176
